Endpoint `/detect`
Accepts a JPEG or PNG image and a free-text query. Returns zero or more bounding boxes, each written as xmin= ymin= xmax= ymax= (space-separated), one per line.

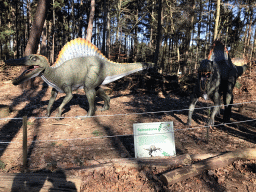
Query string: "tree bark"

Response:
xmin=50 ymin=0 xmax=55 ymax=64
xmin=153 ymin=0 xmax=162 ymax=66
xmin=213 ymin=0 xmax=220 ymax=41
xmin=21 ymin=0 xmax=49 ymax=88
xmin=24 ymin=0 xmax=50 ymax=56
xmin=86 ymin=0 xmax=95 ymax=42
xmin=102 ymin=0 xmax=107 ymax=55
xmin=106 ymin=9 xmax=111 ymax=58
xmin=40 ymin=21 xmax=47 ymax=56
xmin=78 ymin=0 xmax=84 ymax=37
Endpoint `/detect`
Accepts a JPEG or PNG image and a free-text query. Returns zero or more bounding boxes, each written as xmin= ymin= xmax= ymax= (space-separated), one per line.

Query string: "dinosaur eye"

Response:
xmin=32 ymin=57 xmax=37 ymax=61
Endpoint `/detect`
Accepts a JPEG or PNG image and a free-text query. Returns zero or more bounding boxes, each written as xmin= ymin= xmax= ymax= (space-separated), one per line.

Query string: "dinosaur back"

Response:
xmin=53 ymin=38 xmax=108 ymax=67
xmin=208 ymin=40 xmax=236 ymax=80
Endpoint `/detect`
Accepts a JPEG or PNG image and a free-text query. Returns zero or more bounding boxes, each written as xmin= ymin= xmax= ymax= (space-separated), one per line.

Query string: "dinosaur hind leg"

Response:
xmin=96 ymin=87 xmax=110 ymax=111
xmin=46 ymin=88 xmax=58 ymax=117
xmin=223 ymin=80 xmax=234 ymax=122
xmin=209 ymin=90 xmax=221 ymax=125
xmin=187 ymin=95 xmax=199 ymax=126
xmin=57 ymin=85 xmax=73 ymax=118
xmin=84 ymin=88 xmax=96 ymax=116
xmin=223 ymin=93 xmax=233 ymax=122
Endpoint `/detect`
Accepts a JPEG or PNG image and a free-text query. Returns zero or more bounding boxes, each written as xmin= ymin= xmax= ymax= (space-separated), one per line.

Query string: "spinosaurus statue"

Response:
xmin=6 ymin=38 xmax=154 ymax=117
xmin=187 ymin=40 xmax=247 ymax=126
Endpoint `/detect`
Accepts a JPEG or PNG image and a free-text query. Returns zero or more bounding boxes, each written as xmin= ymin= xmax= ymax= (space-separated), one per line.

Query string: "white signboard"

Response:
xmin=133 ymin=122 xmax=176 ymax=158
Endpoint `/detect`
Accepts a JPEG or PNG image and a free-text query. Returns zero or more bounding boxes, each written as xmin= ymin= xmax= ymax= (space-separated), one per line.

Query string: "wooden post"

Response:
xmin=206 ymin=125 xmax=209 ymax=143
xmin=23 ymin=116 xmax=28 ymax=172
xmin=206 ymin=106 xmax=211 ymax=143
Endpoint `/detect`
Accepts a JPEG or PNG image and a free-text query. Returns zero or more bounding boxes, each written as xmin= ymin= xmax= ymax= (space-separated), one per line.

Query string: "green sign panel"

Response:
xmin=133 ymin=122 xmax=176 ymax=158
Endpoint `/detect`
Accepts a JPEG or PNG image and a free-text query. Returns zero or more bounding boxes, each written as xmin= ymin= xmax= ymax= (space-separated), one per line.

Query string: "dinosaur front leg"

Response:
xmin=96 ymin=87 xmax=110 ymax=111
xmin=187 ymin=96 xmax=198 ymax=126
xmin=209 ymin=90 xmax=221 ymax=125
xmin=56 ymin=85 xmax=73 ymax=118
xmin=46 ymin=88 xmax=58 ymax=117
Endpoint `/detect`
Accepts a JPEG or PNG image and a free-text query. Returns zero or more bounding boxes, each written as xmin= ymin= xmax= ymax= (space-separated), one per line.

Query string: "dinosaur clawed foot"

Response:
xmin=100 ymin=105 xmax=110 ymax=111
xmin=54 ymin=113 xmax=63 ymax=121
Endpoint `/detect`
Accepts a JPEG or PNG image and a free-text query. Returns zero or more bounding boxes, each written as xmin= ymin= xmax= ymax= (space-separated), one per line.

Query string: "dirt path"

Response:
xmin=0 ymin=67 xmax=256 ymax=191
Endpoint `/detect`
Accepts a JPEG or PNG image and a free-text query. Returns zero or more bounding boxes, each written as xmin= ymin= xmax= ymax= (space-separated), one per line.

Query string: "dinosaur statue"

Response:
xmin=187 ymin=40 xmax=247 ymax=126
xmin=6 ymin=38 xmax=154 ymax=118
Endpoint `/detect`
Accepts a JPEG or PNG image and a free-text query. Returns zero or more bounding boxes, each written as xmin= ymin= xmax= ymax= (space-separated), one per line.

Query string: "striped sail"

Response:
xmin=52 ymin=38 xmax=108 ymax=68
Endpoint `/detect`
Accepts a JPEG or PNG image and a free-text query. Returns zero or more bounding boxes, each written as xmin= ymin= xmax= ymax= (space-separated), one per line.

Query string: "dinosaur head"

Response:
xmin=5 ymin=54 xmax=48 ymax=85
xmin=198 ymin=59 xmax=214 ymax=100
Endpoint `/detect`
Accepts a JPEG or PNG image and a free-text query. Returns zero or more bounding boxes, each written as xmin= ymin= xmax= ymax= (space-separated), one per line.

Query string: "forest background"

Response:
xmin=1 ymin=0 xmax=256 ymax=75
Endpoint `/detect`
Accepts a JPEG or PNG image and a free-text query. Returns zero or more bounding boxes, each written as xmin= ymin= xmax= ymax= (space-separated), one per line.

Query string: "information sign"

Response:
xmin=133 ymin=122 xmax=176 ymax=158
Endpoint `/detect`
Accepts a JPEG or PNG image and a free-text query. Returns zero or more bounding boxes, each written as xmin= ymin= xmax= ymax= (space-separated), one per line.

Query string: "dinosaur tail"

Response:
xmin=237 ymin=65 xmax=248 ymax=77
xmin=102 ymin=62 xmax=155 ymax=85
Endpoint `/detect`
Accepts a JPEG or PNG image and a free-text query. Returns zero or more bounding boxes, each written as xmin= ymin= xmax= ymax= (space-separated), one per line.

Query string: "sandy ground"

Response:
xmin=0 ymin=65 xmax=256 ymax=191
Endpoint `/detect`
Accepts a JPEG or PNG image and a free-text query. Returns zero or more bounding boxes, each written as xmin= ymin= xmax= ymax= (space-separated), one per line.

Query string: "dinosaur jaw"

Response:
xmin=13 ymin=65 xmax=43 ymax=85
xmin=5 ymin=56 xmax=44 ymax=85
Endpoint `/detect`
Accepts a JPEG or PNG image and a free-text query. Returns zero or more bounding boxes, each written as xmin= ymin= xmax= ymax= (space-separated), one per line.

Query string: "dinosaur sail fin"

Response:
xmin=53 ymin=38 xmax=107 ymax=67
xmin=208 ymin=40 xmax=234 ymax=69
xmin=208 ymin=40 xmax=229 ymax=61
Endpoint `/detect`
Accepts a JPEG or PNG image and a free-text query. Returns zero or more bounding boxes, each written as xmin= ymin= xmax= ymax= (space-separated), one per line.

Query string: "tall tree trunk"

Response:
xmin=243 ymin=22 xmax=249 ymax=58
xmin=67 ymin=0 xmax=70 ymax=41
xmin=40 ymin=21 xmax=47 ymax=56
xmin=15 ymin=0 xmax=20 ymax=58
xmin=205 ymin=0 xmax=212 ymax=58
xmin=22 ymin=3 xmax=25 ymax=56
xmin=51 ymin=0 xmax=55 ymax=64
xmin=102 ymin=0 xmax=107 ymax=55
xmin=47 ymin=21 xmax=51 ymax=59
xmin=133 ymin=1 xmax=139 ymax=62
xmin=149 ymin=1 xmax=154 ymax=50
xmin=86 ymin=0 xmax=95 ymax=42
xmin=22 ymin=0 xmax=49 ymax=88
xmin=24 ymin=0 xmax=49 ymax=56
xmin=252 ymin=27 xmax=256 ymax=60
xmin=116 ymin=0 xmax=122 ymax=42
xmin=213 ymin=0 xmax=220 ymax=41
xmin=26 ymin=0 xmax=31 ymax=43
xmin=78 ymin=0 xmax=83 ymax=37
xmin=71 ymin=0 xmax=74 ymax=39
xmin=106 ymin=9 xmax=110 ymax=58
xmin=10 ymin=4 xmax=17 ymax=58
xmin=153 ymin=0 xmax=162 ymax=66
xmin=184 ymin=0 xmax=195 ymax=73
xmin=196 ymin=0 xmax=202 ymax=67
xmin=246 ymin=7 xmax=253 ymax=59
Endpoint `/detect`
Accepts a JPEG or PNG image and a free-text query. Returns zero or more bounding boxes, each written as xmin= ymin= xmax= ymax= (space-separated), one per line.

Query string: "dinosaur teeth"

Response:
xmin=27 ymin=65 xmax=39 ymax=71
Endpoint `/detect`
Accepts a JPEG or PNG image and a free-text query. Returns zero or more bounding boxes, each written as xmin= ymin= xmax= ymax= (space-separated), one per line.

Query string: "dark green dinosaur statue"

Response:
xmin=6 ymin=38 xmax=154 ymax=118
xmin=187 ymin=40 xmax=247 ymax=126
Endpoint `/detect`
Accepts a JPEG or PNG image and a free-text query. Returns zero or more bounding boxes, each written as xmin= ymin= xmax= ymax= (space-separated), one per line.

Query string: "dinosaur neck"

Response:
xmin=41 ymin=65 xmax=64 ymax=92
